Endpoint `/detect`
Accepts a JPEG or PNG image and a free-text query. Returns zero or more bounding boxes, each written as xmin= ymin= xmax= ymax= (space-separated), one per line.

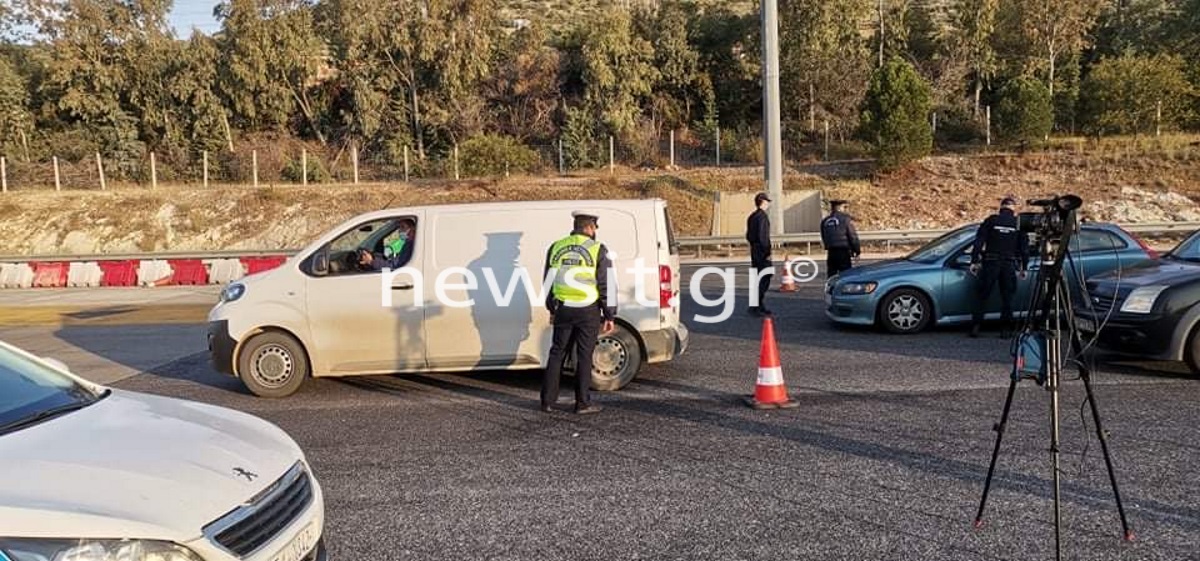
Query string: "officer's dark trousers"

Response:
xmin=972 ymin=260 xmax=1017 ymax=329
xmin=827 ymin=248 xmax=853 ymax=277
xmin=750 ymin=245 xmax=772 ymax=310
xmin=542 ymin=304 xmax=601 ymax=407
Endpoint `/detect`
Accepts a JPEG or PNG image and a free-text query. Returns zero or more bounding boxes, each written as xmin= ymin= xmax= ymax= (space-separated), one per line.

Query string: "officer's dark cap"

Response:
xmin=830 ymin=199 xmax=848 ymax=205
xmin=754 ymin=192 xmax=771 ymax=203
xmin=1000 ymin=196 xmax=1017 ymax=207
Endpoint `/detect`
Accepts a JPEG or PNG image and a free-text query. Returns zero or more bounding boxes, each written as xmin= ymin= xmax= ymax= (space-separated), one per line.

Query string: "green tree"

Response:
xmin=860 ymin=57 xmax=933 ymax=169
xmin=689 ymin=4 xmax=759 ymax=131
xmin=1079 ymin=53 xmax=1197 ymax=136
xmin=215 ymin=0 xmax=327 ymax=143
xmin=0 ymin=55 xmax=32 ymax=160
xmin=560 ymin=9 xmax=657 ymax=138
xmin=1015 ymin=0 xmax=1104 ymax=104
xmin=482 ymin=22 xmax=562 ymax=144
xmin=780 ymin=0 xmax=872 ymax=138
xmin=995 ymin=76 xmax=1053 ymax=144
xmin=948 ymin=0 xmax=1000 ymax=115
xmin=637 ymin=0 xmax=707 ymax=131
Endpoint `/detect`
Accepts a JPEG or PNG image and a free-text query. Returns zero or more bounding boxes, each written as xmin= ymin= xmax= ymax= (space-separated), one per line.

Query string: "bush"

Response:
xmin=1079 ymin=54 xmax=1197 ymax=137
xmin=281 ymin=153 xmax=331 ymax=183
xmin=458 ymin=134 xmax=542 ymax=177
xmin=562 ymin=105 xmax=600 ymax=169
xmin=995 ymin=76 xmax=1053 ymax=145
xmin=859 ymin=57 xmax=933 ymax=169
xmin=619 ymin=121 xmax=666 ymax=168
xmin=933 ymin=104 xmax=983 ymax=144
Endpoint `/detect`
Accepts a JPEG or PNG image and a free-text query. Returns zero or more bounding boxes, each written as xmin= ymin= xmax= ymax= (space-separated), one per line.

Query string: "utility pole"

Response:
xmin=761 ymin=0 xmax=784 ymax=234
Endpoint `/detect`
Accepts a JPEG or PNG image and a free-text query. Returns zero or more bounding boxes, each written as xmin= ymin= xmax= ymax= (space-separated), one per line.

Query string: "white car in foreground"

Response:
xmin=0 ymin=340 xmax=326 ymax=561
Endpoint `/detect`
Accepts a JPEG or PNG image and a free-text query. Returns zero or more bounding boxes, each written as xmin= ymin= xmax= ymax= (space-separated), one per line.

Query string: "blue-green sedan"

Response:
xmin=824 ymin=222 xmax=1159 ymax=334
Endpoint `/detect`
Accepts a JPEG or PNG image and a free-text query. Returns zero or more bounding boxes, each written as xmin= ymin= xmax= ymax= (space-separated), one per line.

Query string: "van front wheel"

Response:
xmin=237 ymin=331 xmax=309 ymax=398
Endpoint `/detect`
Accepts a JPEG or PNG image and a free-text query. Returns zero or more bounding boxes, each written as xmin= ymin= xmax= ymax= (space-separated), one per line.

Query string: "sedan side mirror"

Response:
xmin=952 ymin=253 xmax=973 ymax=268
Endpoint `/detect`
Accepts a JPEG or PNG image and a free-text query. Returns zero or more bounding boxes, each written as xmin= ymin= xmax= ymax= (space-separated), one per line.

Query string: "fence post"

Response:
xmin=150 ymin=152 xmax=157 ymax=189
xmin=96 ymin=152 xmax=106 ymax=190
xmin=453 ymin=143 xmax=460 ymax=180
xmin=403 ymin=145 xmax=409 ymax=182
xmin=932 ymin=112 xmax=937 ymax=137
xmin=203 ymin=150 xmax=209 ymax=188
xmin=609 ymin=135 xmax=614 ymax=174
xmin=669 ymin=130 xmax=675 ymax=168
xmin=53 ymin=156 xmax=61 ymax=191
xmin=716 ymin=128 xmax=721 ymax=166
xmin=985 ymin=105 xmax=991 ymax=146
xmin=352 ymin=142 xmax=359 ymax=184
xmin=1156 ymin=100 xmax=1162 ymax=138
xmin=302 ymin=149 xmax=308 ymax=186
xmin=252 ymin=150 xmax=258 ymax=187
xmin=558 ymin=138 xmax=564 ymax=174
xmin=824 ymin=120 xmax=830 ymax=161
xmin=1 ymin=156 xmax=6 ymax=193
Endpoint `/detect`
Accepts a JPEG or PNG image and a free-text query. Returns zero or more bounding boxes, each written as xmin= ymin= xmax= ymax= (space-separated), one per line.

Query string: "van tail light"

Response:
xmin=1121 ymin=228 xmax=1159 ymax=259
xmin=659 ymin=265 xmax=673 ymax=308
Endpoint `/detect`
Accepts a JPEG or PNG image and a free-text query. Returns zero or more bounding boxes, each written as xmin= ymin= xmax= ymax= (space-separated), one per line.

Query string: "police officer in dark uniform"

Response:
xmin=541 ymin=211 xmax=616 ymax=414
xmin=820 ymin=199 xmax=860 ymax=278
xmin=746 ymin=192 xmax=773 ymax=316
xmin=969 ymin=197 xmax=1029 ymax=338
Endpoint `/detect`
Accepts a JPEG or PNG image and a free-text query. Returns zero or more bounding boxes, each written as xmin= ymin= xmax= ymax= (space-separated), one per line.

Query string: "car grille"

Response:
xmin=205 ymin=462 xmax=314 ymax=558
xmin=1088 ymin=293 xmax=1117 ymax=314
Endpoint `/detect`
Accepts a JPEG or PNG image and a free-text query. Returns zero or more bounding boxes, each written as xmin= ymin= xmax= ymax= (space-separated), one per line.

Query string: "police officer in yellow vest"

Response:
xmin=540 ymin=211 xmax=616 ymax=414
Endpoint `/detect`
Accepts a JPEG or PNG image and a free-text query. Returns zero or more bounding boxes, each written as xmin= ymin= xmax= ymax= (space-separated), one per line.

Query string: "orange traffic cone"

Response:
xmin=779 ymin=256 xmax=797 ymax=292
xmin=744 ymin=317 xmax=799 ymax=409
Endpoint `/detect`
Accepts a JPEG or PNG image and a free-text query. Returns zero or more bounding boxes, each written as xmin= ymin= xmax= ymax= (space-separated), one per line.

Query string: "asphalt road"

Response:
xmin=1 ymin=268 xmax=1197 ymax=561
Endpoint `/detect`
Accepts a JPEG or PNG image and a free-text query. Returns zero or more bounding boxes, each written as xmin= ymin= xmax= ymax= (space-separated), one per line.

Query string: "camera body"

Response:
xmin=1017 ymin=194 xmax=1083 ymax=239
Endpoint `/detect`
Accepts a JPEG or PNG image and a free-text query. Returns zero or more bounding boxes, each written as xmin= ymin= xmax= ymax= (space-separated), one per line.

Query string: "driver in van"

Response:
xmin=358 ymin=218 xmax=416 ymax=271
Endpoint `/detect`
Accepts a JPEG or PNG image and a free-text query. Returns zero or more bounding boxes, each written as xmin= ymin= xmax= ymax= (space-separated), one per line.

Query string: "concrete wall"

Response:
xmin=712 ymin=191 xmax=823 ymax=235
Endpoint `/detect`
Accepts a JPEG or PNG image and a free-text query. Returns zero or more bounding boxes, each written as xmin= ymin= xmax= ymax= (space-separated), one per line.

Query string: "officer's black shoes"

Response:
xmin=574 ymin=403 xmax=602 ymax=415
xmin=968 ymin=325 xmax=981 ymax=338
xmin=748 ymin=306 xmax=774 ymax=317
xmin=539 ymin=404 xmax=554 ymax=413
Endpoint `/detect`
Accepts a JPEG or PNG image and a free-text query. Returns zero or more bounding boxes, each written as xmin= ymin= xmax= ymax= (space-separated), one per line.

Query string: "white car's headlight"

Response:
xmin=840 ymin=282 xmax=878 ymax=295
xmin=220 ymin=282 xmax=246 ymax=303
xmin=1119 ymin=285 xmax=1167 ymax=314
xmin=0 ymin=539 xmax=203 ymax=561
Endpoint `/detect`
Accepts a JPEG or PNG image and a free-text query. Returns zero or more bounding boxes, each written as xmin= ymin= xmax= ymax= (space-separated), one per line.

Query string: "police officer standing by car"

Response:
xmin=969 ymin=196 xmax=1029 ymax=338
xmin=746 ymin=193 xmax=774 ymax=316
xmin=541 ymin=211 xmax=616 ymax=414
xmin=821 ymin=199 xmax=860 ymax=278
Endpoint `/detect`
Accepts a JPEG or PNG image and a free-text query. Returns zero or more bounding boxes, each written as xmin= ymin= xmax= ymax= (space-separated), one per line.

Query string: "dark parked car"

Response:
xmin=1076 ymin=229 xmax=1200 ymax=374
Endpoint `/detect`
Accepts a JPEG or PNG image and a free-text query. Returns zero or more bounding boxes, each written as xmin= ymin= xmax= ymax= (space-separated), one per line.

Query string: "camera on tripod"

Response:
xmin=1017 ymin=195 xmax=1084 ymax=239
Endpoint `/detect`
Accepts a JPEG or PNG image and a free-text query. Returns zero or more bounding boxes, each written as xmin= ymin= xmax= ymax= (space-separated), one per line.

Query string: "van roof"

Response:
xmin=350 ymin=198 xmax=667 ymax=221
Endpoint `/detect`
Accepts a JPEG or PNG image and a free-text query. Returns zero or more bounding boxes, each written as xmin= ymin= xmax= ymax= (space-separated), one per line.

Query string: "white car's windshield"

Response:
xmin=0 ymin=345 xmax=101 ymax=435
xmin=905 ymin=226 xmax=976 ymax=264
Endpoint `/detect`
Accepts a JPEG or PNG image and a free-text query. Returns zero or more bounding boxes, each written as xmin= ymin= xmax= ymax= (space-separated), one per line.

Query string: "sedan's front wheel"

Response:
xmin=879 ymin=288 xmax=933 ymax=334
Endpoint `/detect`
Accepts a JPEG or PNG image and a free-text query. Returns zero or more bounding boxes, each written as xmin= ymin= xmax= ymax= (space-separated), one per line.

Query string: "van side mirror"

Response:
xmin=312 ymin=250 xmax=329 ymax=276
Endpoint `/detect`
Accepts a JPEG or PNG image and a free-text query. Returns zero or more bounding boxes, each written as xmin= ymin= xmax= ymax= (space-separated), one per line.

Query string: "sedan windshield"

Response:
xmin=905 ymin=226 xmax=977 ymax=264
xmin=1166 ymin=231 xmax=1200 ymax=262
xmin=0 ymin=345 xmax=101 ymax=435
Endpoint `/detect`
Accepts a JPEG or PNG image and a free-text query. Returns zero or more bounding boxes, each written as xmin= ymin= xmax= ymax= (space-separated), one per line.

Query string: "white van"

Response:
xmin=208 ymin=199 xmax=689 ymax=397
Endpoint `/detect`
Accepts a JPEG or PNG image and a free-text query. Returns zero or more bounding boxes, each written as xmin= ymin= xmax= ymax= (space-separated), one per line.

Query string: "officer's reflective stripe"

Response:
xmin=757 ymin=366 xmax=784 ymax=385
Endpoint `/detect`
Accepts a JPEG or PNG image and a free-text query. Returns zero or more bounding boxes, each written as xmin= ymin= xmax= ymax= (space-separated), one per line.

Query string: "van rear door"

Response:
xmin=656 ymin=200 xmax=682 ymax=328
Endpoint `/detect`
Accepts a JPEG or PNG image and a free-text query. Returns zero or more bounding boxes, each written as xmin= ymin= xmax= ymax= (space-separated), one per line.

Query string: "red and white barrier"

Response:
xmin=67 ymin=262 xmax=103 ymax=287
xmin=0 ymin=253 xmax=290 ymax=289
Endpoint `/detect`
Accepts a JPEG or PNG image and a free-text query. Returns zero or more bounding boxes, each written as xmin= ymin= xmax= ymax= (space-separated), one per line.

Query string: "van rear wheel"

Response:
xmin=564 ymin=324 xmax=643 ymax=391
xmin=237 ymin=331 xmax=309 ymax=398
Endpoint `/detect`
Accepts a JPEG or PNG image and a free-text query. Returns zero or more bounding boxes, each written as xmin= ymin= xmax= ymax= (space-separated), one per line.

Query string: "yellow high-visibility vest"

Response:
xmin=548 ymin=234 xmax=601 ymax=303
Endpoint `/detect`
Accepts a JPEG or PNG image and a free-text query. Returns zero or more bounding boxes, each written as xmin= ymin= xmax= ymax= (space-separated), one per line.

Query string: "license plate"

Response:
xmin=271 ymin=521 xmax=318 ymax=561
xmin=1076 ymin=317 xmax=1095 ymax=332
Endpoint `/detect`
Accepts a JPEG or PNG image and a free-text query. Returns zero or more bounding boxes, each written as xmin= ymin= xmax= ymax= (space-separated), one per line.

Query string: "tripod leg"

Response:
xmin=1067 ymin=314 xmax=1136 ymax=542
xmin=1049 ymin=347 xmax=1062 ymax=561
xmin=975 ymin=377 xmax=1018 ymax=528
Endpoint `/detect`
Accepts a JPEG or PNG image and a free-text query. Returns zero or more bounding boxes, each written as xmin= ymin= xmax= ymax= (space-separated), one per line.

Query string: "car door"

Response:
xmin=303 ymin=212 xmax=427 ymax=374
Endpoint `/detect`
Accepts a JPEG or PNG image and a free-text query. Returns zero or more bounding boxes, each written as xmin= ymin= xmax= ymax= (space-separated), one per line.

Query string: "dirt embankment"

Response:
xmin=1 ymin=152 xmax=1198 ymax=256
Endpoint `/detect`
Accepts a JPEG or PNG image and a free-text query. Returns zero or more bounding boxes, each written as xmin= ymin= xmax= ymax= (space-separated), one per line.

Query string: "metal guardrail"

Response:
xmin=0 ymin=222 xmax=1196 ymax=263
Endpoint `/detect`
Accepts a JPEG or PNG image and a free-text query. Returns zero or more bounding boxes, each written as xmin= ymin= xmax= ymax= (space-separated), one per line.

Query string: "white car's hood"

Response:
xmin=0 ymin=389 xmax=303 ymax=541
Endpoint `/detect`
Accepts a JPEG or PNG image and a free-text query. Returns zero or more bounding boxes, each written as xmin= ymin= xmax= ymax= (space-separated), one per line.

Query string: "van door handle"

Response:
xmin=392 ymin=283 xmax=413 ymax=290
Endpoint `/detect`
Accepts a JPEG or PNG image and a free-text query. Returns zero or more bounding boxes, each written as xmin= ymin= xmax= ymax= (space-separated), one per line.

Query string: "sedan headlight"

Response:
xmin=1119 ymin=285 xmax=1167 ymax=314
xmin=0 ymin=539 xmax=203 ymax=561
xmin=840 ymin=282 xmax=878 ymax=295
xmin=220 ymin=282 xmax=245 ymax=303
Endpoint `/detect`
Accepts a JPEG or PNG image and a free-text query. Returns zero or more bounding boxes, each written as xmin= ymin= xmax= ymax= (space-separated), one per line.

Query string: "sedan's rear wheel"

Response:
xmin=879 ymin=288 xmax=933 ymax=334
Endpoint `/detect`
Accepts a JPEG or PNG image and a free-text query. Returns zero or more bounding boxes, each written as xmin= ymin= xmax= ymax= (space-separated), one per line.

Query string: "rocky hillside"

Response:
xmin=1 ymin=152 xmax=1198 ymax=256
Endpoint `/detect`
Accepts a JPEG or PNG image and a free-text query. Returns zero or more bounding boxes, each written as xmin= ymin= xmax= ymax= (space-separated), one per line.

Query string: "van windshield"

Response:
xmin=0 ymin=345 xmax=101 ymax=436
